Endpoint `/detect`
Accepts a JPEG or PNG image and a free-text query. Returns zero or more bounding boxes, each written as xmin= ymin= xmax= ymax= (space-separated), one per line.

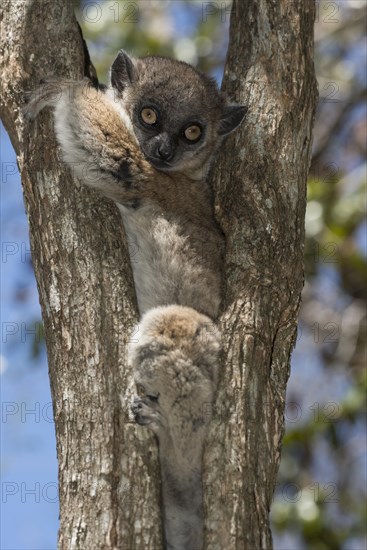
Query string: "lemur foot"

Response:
xmin=128 ymin=305 xmax=220 ymax=440
xmin=131 ymin=396 xmax=162 ymax=430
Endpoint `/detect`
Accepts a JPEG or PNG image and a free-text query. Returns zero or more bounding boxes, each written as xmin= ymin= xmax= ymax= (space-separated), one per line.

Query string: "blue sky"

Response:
xmin=1 ymin=124 xmax=59 ymax=550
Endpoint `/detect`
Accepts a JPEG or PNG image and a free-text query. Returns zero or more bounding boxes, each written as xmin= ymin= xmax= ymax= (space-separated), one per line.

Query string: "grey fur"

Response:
xmin=24 ymin=52 xmax=246 ymax=550
xmin=129 ymin=305 xmax=220 ymax=550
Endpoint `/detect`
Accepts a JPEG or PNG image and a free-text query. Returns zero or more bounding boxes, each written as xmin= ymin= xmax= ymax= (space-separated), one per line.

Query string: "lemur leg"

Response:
xmin=129 ymin=305 xmax=220 ymax=550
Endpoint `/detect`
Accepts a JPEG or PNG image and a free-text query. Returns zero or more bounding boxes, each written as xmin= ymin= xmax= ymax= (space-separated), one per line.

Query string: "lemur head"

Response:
xmin=110 ymin=50 xmax=247 ymax=176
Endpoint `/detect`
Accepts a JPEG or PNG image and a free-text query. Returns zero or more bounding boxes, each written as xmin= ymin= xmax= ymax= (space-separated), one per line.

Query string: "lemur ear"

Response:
xmin=111 ymin=49 xmax=135 ymax=93
xmin=218 ymin=104 xmax=248 ymax=136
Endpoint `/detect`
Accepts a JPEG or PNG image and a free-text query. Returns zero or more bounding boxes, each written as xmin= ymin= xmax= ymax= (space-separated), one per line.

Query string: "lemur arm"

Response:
xmin=24 ymin=78 xmax=160 ymax=206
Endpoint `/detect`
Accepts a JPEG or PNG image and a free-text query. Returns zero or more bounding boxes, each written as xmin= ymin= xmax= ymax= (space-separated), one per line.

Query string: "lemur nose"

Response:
xmin=157 ymin=144 xmax=172 ymax=161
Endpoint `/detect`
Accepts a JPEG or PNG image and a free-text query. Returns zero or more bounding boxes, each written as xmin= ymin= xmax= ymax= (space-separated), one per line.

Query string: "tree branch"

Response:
xmin=0 ymin=1 xmax=162 ymax=547
xmin=204 ymin=1 xmax=318 ymax=547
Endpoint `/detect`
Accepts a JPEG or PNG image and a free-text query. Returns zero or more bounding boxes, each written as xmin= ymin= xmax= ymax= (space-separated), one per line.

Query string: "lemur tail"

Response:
xmin=160 ymin=457 xmax=204 ymax=550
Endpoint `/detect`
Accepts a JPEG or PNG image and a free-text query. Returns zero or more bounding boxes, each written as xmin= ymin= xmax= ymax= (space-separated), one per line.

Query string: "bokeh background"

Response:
xmin=1 ymin=1 xmax=366 ymax=549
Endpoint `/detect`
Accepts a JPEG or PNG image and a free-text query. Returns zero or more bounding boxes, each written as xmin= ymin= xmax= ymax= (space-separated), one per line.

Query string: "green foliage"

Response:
xmin=75 ymin=0 xmax=231 ymax=82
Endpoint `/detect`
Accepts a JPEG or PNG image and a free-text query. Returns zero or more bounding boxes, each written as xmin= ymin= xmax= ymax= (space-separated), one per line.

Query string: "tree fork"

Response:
xmin=0 ymin=1 xmax=317 ymax=548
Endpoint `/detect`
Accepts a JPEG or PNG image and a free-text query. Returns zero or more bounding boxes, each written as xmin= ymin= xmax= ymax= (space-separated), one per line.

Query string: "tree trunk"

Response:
xmin=0 ymin=1 xmax=162 ymax=548
xmin=0 ymin=1 xmax=317 ymax=549
xmin=204 ymin=1 xmax=318 ymax=548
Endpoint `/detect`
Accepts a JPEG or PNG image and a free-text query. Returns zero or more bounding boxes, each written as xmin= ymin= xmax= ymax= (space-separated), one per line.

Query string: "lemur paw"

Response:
xmin=131 ymin=396 xmax=162 ymax=431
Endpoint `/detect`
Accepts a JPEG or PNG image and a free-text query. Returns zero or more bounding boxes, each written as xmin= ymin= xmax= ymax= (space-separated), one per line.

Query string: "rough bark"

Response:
xmin=0 ymin=1 xmax=317 ymax=549
xmin=204 ymin=1 xmax=318 ymax=548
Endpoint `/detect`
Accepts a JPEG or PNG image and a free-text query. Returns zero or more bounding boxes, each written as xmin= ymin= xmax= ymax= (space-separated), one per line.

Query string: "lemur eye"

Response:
xmin=141 ymin=107 xmax=157 ymax=125
xmin=184 ymin=125 xmax=202 ymax=142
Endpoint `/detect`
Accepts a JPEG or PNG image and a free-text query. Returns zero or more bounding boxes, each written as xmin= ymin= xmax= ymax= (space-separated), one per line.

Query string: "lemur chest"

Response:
xmin=117 ymin=204 xmax=190 ymax=314
xmin=117 ymin=203 xmax=219 ymax=318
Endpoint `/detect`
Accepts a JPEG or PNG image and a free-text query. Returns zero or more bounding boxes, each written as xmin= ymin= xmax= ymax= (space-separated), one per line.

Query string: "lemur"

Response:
xmin=24 ymin=50 xmax=247 ymax=550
